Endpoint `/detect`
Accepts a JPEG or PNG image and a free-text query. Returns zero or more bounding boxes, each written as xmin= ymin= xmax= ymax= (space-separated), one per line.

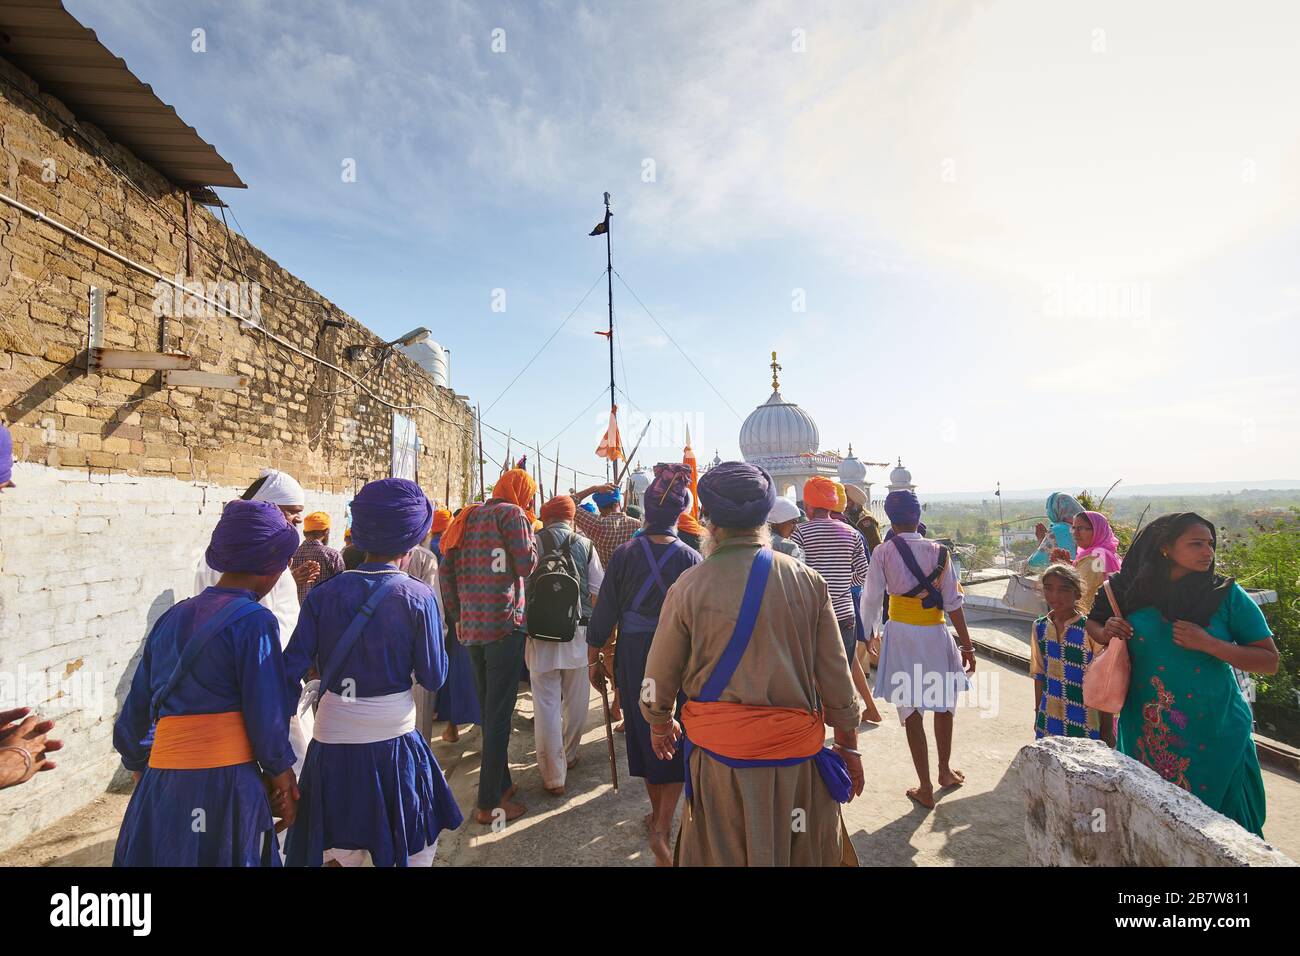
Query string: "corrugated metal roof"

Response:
xmin=0 ymin=0 xmax=245 ymax=188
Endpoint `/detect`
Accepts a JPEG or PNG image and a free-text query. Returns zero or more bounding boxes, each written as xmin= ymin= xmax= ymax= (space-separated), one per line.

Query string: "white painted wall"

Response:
xmin=0 ymin=462 xmax=352 ymax=852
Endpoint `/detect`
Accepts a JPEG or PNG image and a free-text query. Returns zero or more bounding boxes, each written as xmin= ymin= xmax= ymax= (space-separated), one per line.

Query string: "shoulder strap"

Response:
xmin=631 ymin=536 xmax=683 ymax=612
xmin=697 ymin=548 xmax=773 ymax=702
xmin=891 ymin=538 xmax=946 ymax=610
xmin=150 ymin=596 xmax=263 ymax=722
xmin=318 ymin=574 xmax=404 ymax=693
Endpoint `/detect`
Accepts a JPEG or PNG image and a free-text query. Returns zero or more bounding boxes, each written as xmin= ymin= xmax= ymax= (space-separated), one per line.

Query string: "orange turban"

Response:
xmin=833 ymin=482 xmax=847 ymax=514
xmin=677 ymin=511 xmax=704 ymax=537
xmin=443 ymin=469 xmax=538 ymax=553
xmin=803 ymin=476 xmax=838 ymax=512
xmin=303 ymin=511 xmax=330 ymax=532
xmin=540 ymin=495 xmax=576 ymax=524
xmin=430 ymin=508 xmax=453 ymax=535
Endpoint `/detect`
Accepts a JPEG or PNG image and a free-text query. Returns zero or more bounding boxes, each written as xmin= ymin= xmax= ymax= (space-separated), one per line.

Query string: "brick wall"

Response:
xmin=0 ymin=55 xmax=475 ymax=849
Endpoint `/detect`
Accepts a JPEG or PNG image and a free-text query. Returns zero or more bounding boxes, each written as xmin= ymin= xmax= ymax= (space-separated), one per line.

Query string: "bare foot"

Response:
xmin=649 ymin=829 xmax=672 ymax=867
xmin=614 ymin=722 xmax=625 ymax=733
xmin=440 ymin=723 xmax=460 ymax=743
xmin=937 ymin=769 xmax=965 ymax=789
xmin=545 ymin=785 xmax=565 ymax=796
xmin=860 ymin=704 xmax=882 ymax=725
xmin=906 ymin=786 xmax=935 ymax=809
xmin=501 ymin=783 xmax=519 ymax=801
xmin=474 ymin=799 xmax=527 ymax=825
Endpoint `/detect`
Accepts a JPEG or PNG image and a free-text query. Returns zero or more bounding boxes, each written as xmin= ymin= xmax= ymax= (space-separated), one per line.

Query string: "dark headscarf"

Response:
xmin=349 ymin=478 xmax=434 ymax=555
xmin=644 ymin=462 xmax=692 ymax=534
xmin=884 ymin=490 xmax=922 ymax=525
xmin=205 ymin=499 xmax=300 ymax=575
xmin=697 ymin=461 xmax=776 ymax=529
xmin=1089 ymin=512 xmax=1232 ymax=626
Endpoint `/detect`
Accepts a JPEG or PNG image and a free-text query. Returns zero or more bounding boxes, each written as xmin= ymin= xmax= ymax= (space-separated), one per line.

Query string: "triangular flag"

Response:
xmin=596 ymin=405 xmax=623 ymax=461
xmin=589 ymin=211 xmax=610 ymax=236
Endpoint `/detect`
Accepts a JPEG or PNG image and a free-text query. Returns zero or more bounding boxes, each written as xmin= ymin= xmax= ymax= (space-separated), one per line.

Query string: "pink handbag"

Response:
xmin=1083 ymin=579 xmax=1131 ymax=713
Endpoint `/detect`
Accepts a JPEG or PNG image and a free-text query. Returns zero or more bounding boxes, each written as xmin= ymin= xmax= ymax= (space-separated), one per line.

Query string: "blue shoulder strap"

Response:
xmin=697 ymin=548 xmax=773 ymax=703
xmin=150 ymin=596 xmax=263 ymax=722
xmin=631 ymin=536 xmax=684 ymax=613
xmin=318 ymin=573 xmax=404 ymax=693
xmin=890 ymin=538 xmax=947 ymax=610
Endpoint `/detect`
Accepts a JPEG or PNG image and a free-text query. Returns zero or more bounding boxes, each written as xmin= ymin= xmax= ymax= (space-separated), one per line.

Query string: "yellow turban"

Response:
xmin=303 ymin=511 xmax=330 ymax=532
xmin=833 ymin=482 xmax=847 ymax=514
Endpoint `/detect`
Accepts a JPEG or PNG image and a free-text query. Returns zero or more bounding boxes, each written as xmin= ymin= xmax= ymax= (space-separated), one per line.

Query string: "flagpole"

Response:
xmin=997 ymin=481 xmax=1009 ymax=567
xmin=604 ymin=191 xmax=614 ymax=421
xmin=476 ymin=404 xmax=485 ymax=502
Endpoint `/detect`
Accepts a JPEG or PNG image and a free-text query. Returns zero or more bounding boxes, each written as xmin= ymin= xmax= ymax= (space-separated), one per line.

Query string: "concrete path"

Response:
xmin=4 ymin=656 xmax=1298 ymax=866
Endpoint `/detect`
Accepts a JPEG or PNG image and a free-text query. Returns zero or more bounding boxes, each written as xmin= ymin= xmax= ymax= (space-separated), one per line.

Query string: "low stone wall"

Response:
xmin=1012 ymin=736 xmax=1295 ymax=866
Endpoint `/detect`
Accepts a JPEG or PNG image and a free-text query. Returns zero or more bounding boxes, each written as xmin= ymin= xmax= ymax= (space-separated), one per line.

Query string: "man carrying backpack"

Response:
xmin=526 ymin=495 xmax=604 ymax=795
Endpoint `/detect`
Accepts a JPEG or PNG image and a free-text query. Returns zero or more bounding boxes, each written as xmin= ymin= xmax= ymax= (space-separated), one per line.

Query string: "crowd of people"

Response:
xmin=0 ymin=415 xmax=1283 ymax=860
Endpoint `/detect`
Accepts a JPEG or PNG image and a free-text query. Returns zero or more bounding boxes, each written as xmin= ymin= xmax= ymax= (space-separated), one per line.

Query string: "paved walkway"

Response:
xmin=4 ymin=657 xmax=1298 ymax=866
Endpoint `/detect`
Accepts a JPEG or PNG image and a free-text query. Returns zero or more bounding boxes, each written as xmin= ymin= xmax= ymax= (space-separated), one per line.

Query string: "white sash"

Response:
xmin=312 ymin=689 xmax=416 ymax=744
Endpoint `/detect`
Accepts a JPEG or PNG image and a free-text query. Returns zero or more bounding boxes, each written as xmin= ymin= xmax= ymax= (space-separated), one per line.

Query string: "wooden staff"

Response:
xmin=597 ymin=653 xmax=619 ymax=792
xmin=476 ymin=404 xmax=485 ymax=502
xmin=444 ymin=447 xmax=451 ymax=510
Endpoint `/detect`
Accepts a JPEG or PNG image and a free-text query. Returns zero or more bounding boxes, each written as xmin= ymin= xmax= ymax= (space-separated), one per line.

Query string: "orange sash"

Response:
xmin=680 ymin=700 xmax=825 ymax=761
xmin=148 ymin=711 xmax=256 ymax=769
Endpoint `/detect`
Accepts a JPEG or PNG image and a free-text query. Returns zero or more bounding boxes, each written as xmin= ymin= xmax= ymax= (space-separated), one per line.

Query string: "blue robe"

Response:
xmin=113 ymin=586 xmax=295 ymax=867
xmin=435 ymin=620 xmax=482 ymax=725
xmin=282 ymin=565 xmax=463 ymax=866
xmin=588 ymin=536 xmax=701 ymax=784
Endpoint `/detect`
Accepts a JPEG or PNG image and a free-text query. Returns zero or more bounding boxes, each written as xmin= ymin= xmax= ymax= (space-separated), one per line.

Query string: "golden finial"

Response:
xmin=770 ymin=351 xmax=781 ymax=392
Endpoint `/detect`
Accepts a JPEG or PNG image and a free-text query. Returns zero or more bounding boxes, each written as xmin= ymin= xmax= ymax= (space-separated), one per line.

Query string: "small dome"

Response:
xmin=739 ymin=390 xmax=820 ymax=460
xmin=838 ymin=443 xmax=867 ymax=484
xmin=629 ymin=467 xmax=651 ymax=495
xmin=889 ymin=458 xmax=912 ymax=488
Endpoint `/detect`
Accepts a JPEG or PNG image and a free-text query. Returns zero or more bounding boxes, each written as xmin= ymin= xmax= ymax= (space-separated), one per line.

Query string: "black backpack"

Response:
xmin=525 ymin=527 xmax=584 ymax=642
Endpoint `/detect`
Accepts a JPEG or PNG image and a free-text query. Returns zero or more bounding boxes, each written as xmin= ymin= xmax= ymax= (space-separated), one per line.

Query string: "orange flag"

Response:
xmin=683 ymin=425 xmax=700 ymax=519
xmin=596 ymin=405 xmax=623 ymax=461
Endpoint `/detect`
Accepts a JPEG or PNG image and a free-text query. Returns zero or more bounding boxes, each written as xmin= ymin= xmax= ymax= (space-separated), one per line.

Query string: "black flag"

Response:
xmin=589 ymin=212 xmax=610 ymax=236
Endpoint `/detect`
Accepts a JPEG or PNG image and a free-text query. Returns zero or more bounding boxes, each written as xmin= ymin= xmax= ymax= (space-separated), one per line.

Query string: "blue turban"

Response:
xmin=698 ymin=461 xmax=775 ymax=529
xmin=350 ymin=478 xmax=434 ymax=555
xmin=884 ymin=490 xmax=922 ymax=525
xmin=0 ymin=422 xmax=12 ymax=485
xmin=644 ymin=463 xmax=691 ymax=534
xmin=592 ymin=487 xmax=622 ymax=508
xmin=206 ymin=500 xmax=301 ymax=575
xmin=579 ymin=501 xmax=598 ymax=514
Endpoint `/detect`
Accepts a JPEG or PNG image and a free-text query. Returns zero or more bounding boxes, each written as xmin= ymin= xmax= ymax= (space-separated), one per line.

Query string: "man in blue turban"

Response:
xmin=640 ymin=460 xmax=864 ymax=865
xmin=862 ymin=487 xmax=976 ymax=810
xmin=586 ymin=463 xmax=702 ymax=865
xmin=283 ymin=478 xmax=462 ymax=866
xmin=113 ymin=498 xmax=300 ymax=866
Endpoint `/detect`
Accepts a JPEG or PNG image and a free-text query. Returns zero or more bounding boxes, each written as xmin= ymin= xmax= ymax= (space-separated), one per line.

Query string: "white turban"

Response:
xmin=252 ymin=468 xmax=305 ymax=507
xmin=767 ymin=496 xmax=801 ymax=525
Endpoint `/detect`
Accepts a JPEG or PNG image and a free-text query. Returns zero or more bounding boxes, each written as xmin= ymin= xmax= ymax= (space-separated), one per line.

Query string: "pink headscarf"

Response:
xmin=1075 ymin=510 xmax=1122 ymax=574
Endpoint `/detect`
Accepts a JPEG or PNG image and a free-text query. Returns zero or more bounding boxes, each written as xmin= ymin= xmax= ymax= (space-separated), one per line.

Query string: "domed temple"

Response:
xmin=739 ymin=352 xmax=884 ymax=505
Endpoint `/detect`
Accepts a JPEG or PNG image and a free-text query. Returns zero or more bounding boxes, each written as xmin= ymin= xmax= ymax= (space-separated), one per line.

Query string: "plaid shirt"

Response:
xmin=290 ymin=538 xmax=345 ymax=603
xmin=439 ymin=499 xmax=538 ymax=644
xmin=573 ymin=507 xmax=641 ymax=567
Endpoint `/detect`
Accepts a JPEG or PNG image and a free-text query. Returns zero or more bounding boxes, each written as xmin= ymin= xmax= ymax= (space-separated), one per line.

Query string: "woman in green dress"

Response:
xmin=1086 ymin=513 xmax=1279 ymax=837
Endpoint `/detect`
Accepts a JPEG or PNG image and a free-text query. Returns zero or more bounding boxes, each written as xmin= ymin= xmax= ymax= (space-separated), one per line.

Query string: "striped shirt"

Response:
xmin=790 ymin=517 xmax=868 ymax=622
xmin=438 ymin=499 xmax=538 ymax=644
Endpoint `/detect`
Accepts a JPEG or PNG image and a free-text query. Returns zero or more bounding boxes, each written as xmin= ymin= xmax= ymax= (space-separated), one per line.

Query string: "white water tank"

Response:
xmin=399 ymin=339 xmax=450 ymax=388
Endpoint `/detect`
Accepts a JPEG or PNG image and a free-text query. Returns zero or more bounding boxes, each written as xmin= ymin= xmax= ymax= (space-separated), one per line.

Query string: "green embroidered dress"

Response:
xmin=1117 ymin=583 xmax=1272 ymax=836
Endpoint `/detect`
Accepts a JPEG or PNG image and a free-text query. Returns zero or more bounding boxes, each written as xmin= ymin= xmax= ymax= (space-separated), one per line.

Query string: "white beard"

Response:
xmin=701 ymin=524 xmax=770 ymax=558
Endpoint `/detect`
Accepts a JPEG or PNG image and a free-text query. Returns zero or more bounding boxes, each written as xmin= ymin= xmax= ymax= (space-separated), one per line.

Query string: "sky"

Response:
xmin=65 ymin=0 xmax=1300 ymax=493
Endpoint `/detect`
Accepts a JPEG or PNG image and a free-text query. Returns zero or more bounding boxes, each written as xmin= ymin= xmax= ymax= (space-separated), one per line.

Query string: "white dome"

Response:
xmin=890 ymin=459 xmax=912 ymax=487
xmin=740 ymin=390 xmax=820 ymax=460
xmin=838 ymin=445 xmax=867 ymax=484
xmin=629 ymin=467 xmax=651 ymax=495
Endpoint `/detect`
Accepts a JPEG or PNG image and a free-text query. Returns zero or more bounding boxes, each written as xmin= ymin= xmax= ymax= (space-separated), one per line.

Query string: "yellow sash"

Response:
xmin=148 ymin=711 xmax=256 ymax=769
xmin=888 ymin=593 xmax=945 ymax=626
